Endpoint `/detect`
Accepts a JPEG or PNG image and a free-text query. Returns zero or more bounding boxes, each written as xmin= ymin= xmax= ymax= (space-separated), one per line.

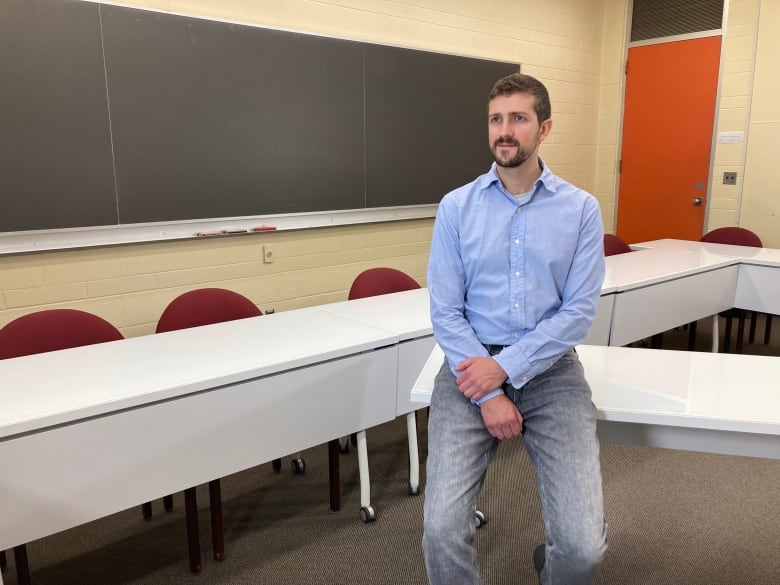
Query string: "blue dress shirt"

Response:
xmin=427 ymin=160 xmax=605 ymax=404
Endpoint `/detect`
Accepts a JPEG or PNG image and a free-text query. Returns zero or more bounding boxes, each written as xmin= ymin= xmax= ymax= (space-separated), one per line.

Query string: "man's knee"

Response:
xmin=556 ymin=525 xmax=608 ymax=576
xmin=423 ymin=503 xmax=474 ymax=550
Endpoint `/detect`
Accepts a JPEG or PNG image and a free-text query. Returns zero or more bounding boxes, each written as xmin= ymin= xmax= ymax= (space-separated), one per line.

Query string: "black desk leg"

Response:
xmin=328 ymin=439 xmax=340 ymax=511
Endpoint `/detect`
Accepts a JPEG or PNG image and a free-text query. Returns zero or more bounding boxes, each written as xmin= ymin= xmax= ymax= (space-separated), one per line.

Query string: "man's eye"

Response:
xmin=489 ymin=116 xmax=501 ymax=124
xmin=513 ymin=115 xmax=525 ymax=122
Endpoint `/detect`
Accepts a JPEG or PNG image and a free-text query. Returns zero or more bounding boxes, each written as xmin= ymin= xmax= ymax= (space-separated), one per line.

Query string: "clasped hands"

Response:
xmin=455 ymin=356 xmax=524 ymax=440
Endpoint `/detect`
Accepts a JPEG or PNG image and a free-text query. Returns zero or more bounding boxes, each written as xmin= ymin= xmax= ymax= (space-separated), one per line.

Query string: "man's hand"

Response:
xmin=455 ymin=356 xmax=508 ymax=401
xmin=480 ymin=394 xmax=524 ymax=440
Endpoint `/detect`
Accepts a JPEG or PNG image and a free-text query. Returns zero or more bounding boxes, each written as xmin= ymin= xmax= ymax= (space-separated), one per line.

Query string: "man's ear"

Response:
xmin=538 ymin=119 xmax=553 ymax=142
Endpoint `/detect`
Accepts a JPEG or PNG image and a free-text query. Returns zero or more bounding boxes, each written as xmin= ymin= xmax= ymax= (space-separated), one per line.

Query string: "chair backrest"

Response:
xmin=699 ymin=227 xmax=762 ymax=248
xmin=0 ymin=308 xmax=124 ymax=360
xmin=348 ymin=267 xmax=420 ymax=300
xmin=603 ymin=233 xmax=633 ymax=257
xmin=156 ymin=287 xmax=262 ymax=333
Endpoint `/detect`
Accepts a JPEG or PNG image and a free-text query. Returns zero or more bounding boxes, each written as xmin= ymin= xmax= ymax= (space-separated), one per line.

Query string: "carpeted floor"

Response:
xmin=2 ymin=315 xmax=778 ymax=584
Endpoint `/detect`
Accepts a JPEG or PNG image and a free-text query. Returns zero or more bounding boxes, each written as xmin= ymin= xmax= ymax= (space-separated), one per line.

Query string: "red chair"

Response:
xmin=344 ymin=268 xmax=421 ymax=522
xmin=348 ymin=267 xmax=420 ymax=299
xmin=0 ymin=309 xmax=124 ymax=585
xmin=603 ymin=233 xmax=633 ymax=256
xmin=693 ymin=227 xmax=771 ymax=352
xmin=700 ymin=226 xmax=762 ymax=248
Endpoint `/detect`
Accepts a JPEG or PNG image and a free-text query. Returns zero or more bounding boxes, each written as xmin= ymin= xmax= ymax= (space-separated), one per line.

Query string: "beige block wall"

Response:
xmin=0 ymin=221 xmax=433 ymax=336
xmin=709 ymin=0 xmax=760 ymax=231
xmin=739 ymin=0 xmax=780 ymax=248
xmin=0 ymin=0 xmax=628 ymax=336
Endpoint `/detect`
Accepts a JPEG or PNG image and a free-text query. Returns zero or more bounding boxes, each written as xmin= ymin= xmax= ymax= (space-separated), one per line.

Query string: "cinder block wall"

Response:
xmin=709 ymin=0 xmax=760 ymax=231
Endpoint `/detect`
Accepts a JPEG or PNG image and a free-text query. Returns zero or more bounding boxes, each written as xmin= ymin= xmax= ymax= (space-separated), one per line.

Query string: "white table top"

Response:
xmin=0 ymin=306 xmax=399 ymax=438
xmin=319 ymin=288 xmax=432 ymax=340
xmin=603 ymin=246 xmax=737 ymax=292
xmin=578 ymin=345 xmax=780 ymax=435
xmin=633 ymin=238 xmax=780 ymax=268
xmin=412 ymin=344 xmax=780 ymax=437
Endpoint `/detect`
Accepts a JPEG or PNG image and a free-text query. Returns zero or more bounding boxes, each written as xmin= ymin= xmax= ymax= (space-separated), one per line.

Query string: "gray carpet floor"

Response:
xmin=2 ymin=316 xmax=779 ymax=584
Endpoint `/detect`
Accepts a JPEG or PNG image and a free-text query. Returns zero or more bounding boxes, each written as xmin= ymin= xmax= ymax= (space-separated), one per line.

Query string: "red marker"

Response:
xmin=252 ymin=225 xmax=277 ymax=231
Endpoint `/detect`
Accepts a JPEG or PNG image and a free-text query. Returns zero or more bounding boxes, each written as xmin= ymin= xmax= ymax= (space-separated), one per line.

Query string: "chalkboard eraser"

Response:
xmin=222 ymin=228 xmax=248 ymax=234
xmin=196 ymin=230 xmax=222 ymax=237
xmin=252 ymin=225 xmax=277 ymax=231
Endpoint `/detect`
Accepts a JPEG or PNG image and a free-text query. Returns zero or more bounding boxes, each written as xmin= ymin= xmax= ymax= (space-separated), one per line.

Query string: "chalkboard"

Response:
xmin=0 ymin=0 xmax=117 ymax=231
xmin=0 ymin=0 xmax=518 ymax=234
xmin=365 ymin=44 xmax=515 ymax=208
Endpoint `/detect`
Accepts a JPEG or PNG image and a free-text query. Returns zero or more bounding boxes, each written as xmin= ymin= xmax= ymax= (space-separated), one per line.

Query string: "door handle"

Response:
xmin=692 ymin=197 xmax=703 ymax=206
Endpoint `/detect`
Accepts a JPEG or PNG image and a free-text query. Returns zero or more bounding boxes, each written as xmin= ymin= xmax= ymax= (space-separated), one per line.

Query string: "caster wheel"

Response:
xmin=359 ymin=505 xmax=377 ymax=523
xmin=475 ymin=510 xmax=487 ymax=529
xmin=408 ymin=484 xmax=420 ymax=496
xmin=291 ymin=458 xmax=306 ymax=474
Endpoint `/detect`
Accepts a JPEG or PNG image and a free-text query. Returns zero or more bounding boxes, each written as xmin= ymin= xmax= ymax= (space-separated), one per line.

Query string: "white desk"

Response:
xmin=321 ymin=288 xmax=434 ymax=418
xmin=0 ymin=308 xmax=401 ymax=553
xmin=632 ymin=238 xmax=780 ymax=313
xmin=319 ymin=288 xmax=435 ymax=514
xmin=602 ymin=239 xmax=780 ymax=346
xmin=411 ymin=344 xmax=780 ymax=460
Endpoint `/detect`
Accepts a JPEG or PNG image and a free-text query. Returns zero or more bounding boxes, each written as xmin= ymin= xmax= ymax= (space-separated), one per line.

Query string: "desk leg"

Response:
xmin=711 ymin=315 xmax=719 ymax=353
xmin=357 ymin=430 xmax=370 ymax=508
xmin=184 ymin=488 xmax=202 ymax=573
xmin=407 ymin=412 xmax=420 ymax=495
xmin=208 ymin=479 xmax=224 ymax=562
xmin=13 ymin=547 xmax=29 ymax=585
xmin=328 ymin=439 xmax=340 ymax=511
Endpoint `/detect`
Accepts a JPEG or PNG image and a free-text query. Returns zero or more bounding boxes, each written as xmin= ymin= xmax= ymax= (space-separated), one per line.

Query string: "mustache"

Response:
xmin=494 ymin=138 xmax=519 ymax=148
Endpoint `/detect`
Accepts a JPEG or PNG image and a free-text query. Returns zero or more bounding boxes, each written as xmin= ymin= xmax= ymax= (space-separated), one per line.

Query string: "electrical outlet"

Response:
xmin=263 ymin=244 xmax=274 ymax=264
xmin=723 ymin=172 xmax=737 ymax=185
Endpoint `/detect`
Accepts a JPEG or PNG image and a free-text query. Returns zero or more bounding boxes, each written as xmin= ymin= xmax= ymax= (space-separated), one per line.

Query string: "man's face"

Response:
xmin=487 ymin=92 xmax=549 ymax=168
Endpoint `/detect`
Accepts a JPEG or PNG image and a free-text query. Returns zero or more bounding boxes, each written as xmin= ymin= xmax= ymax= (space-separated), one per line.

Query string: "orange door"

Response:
xmin=616 ymin=36 xmax=721 ymax=243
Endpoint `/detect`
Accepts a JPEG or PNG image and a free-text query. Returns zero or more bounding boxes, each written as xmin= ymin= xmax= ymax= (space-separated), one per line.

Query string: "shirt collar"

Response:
xmin=479 ymin=158 xmax=561 ymax=196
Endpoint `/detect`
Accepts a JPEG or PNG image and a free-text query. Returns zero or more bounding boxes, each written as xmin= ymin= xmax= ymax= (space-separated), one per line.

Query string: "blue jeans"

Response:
xmin=422 ymin=349 xmax=608 ymax=585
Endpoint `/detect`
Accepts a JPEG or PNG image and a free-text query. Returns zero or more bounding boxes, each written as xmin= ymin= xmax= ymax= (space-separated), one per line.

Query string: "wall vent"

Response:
xmin=631 ymin=0 xmax=723 ymax=42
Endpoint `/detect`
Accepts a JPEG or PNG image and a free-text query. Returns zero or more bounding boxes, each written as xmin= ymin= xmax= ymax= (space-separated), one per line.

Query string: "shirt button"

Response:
xmin=514 ymin=239 xmax=520 ymax=244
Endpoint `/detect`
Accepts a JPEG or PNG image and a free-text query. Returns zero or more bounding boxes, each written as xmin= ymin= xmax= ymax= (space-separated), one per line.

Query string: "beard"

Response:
xmin=491 ymin=138 xmax=536 ymax=168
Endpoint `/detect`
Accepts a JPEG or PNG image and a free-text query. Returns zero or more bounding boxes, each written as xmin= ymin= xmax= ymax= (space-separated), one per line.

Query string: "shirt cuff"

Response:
xmin=471 ymin=389 xmax=504 ymax=406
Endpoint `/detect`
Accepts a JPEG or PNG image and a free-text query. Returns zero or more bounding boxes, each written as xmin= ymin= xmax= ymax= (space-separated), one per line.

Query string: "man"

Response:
xmin=422 ymin=73 xmax=608 ymax=585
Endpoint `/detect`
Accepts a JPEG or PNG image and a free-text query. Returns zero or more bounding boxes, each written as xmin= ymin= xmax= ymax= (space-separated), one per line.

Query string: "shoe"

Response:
xmin=533 ymin=544 xmax=545 ymax=583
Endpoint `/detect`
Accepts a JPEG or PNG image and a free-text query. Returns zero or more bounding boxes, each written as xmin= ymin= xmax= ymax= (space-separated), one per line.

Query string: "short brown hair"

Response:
xmin=488 ymin=73 xmax=551 ymax=124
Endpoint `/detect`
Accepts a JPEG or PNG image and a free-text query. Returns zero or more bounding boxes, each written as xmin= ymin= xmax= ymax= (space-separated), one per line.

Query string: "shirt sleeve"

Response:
xmin=427 ymin=196 xmax=495 ymax=375
xmin=493 ymin=196 xmax=605 ymax=388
